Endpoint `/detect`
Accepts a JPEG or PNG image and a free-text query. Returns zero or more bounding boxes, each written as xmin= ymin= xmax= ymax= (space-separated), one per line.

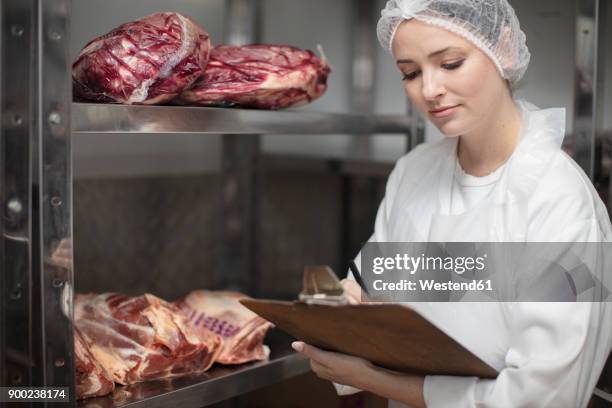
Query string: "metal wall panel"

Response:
xmin=73 ymin=176 xmax=220 ymax=301
xmin=256 ymin=172 xmax=344 ymax=298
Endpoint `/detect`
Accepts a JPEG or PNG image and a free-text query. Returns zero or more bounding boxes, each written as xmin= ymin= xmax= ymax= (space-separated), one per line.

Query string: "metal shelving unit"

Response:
xmin=0 ymin=0 xmax=412 ymax=407
xmin=76 ymin=332 xmax=308 ymax=408
xmin=3 ymin=0 xmax=612 ymax=407
xmin=72 ymin=103 xmax=413 ymax=135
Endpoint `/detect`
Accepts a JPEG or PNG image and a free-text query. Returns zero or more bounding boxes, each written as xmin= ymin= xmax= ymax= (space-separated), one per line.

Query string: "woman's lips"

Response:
xmin=430 ymin=105 xmax=459 ymax=118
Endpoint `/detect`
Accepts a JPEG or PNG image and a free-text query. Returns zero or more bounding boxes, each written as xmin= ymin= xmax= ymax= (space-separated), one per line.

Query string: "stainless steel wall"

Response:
xmin=73 ymin=171 xmax=349 ymax=300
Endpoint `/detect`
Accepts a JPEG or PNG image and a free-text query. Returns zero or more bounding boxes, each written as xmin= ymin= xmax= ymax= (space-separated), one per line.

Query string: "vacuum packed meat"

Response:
xmin=72 ymin=12 xmax=211 ymax=104
xmin=176 ymin=290 xmax=273 ymax=364
xmin=75 ymin=327 xmax=115 ymax=399
xmin=74 ymin=293 xmax=222 ymax=386
xmin=177 ymin=44 xmax=330 ymax=109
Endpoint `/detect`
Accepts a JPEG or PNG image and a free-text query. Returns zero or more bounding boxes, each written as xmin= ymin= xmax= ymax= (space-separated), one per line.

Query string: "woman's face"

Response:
xmin=391 ymin=19 xmax=509 ymax=137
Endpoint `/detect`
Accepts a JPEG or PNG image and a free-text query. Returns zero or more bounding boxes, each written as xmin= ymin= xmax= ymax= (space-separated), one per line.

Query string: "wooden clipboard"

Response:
xmin=240 ymin=298 xmax=498 ymax=379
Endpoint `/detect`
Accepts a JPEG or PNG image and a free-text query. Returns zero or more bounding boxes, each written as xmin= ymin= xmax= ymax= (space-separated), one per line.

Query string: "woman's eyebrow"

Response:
xmin=396 ymin=46 xmax=462 ymax=64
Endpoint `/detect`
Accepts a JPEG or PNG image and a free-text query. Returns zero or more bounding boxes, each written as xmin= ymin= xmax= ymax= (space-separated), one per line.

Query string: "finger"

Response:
xmin=302 ymin=344 xmax=339 ymax=367
xmin=294 ymin=342 xmax=333 ymax=375
xmin=312 ymin=363 xmax=336 ymax=383
xmin=291 ymin=341 xmax=326 ymax=359
xmin=310 ymin=359 xmax=332 ymax=376
xmin=341 ymin=279 xmax=363 ymax=304
xmin=292 ymin=341 xmax=305 ymax=352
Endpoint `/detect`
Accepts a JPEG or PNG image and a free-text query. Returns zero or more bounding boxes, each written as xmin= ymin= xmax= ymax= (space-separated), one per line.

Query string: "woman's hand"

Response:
xmin=292 ymin=341 xmax=426 ymax=408
xmin=340 ymin=278 xmax=363 ymax=304
xmin=291 ymin=341 xmax=373 ymax=388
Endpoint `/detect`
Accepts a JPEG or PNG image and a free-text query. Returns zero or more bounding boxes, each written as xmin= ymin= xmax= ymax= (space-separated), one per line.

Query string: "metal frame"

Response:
xmin=1 ymin=0 xmax=74 ymax=400
xmin=348 ymin=0 xmax=377 ymax=159
xmin=594 ymin=0 xmax=611 ymax=211
xmin=406 ymin=100 xmax=426 ymax=151
xmin=219 ymin=0 xmax=262 ymax=295
xmin=0 ymin=0 xmax=4 ymax=389
xmin=2 ymin=0 xmax=34 ymax=391
xmin=573 ymin=0 xmax=600 ymax=179
xmin=34 ymin=0 xmax=74 ymax=394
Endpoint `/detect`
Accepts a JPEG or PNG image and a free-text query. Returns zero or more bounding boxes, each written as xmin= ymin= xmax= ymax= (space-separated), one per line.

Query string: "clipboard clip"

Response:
xmin=298 ymin=265 xmax=349 ymax=305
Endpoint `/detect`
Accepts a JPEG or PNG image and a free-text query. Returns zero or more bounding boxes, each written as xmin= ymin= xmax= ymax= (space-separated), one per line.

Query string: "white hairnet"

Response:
xmin=377 ymin=0 xmax=530 ymax=84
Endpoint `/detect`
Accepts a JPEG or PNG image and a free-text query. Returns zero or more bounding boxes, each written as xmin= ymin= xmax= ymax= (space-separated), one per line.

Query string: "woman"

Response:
xmin=292 ymin=0 xmax=612 ymax=407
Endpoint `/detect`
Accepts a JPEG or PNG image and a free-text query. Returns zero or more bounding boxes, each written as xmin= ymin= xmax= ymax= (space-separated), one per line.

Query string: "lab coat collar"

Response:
xmin=501 ymin=99 xmax=566 ymax=204
xmin=437 ymin=99 xmax=566 ymax=212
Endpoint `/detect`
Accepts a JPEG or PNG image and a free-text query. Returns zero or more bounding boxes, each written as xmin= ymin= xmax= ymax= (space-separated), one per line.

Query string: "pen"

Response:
xmin=349 ymin=260 xmax=370 ymax=297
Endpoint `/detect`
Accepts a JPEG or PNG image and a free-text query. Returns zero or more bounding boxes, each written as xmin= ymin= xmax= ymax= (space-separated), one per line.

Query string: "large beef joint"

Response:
xmin=72 ymin=12 xmax=211 ymax=104
xmin=177 ymin=44 xmax=331 ymax=109
xmin=75 ymin=328 xmax=115 ymax=399
xmin=176 ymin=290 xmax=273 ymax=364
xmin=74 ymin=293 xmax=222 ymax=386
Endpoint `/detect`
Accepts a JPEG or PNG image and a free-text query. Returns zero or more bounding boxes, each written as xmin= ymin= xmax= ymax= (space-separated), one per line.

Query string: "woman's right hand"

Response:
xmin=340 ymin=278 xmax=363 ymax=304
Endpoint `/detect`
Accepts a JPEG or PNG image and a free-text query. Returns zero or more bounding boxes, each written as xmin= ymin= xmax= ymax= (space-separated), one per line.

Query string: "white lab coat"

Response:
xmin=337 ymin=99 xmax=612 ymax=407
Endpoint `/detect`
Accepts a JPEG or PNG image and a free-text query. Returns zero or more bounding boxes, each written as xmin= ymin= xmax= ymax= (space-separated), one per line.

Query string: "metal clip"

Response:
xmin=298 ymin=265 xmax=348 ymax=305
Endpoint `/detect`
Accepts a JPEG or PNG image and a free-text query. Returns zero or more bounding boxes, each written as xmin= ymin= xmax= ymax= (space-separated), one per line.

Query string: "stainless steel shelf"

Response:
xmin=72 ymin=103 xmax=412 ymax=135
xmin=76 ymin=331 xmax=308 ymax=408
xmin=260 ymin=153 xmax=395 ymax=177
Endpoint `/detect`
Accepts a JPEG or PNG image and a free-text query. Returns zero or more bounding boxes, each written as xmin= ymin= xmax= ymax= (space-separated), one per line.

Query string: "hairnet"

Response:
xmin=377 ymin=0 xmax=530 ymax=84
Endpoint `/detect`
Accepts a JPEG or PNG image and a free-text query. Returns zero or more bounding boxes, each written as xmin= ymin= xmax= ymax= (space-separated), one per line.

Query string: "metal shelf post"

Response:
xmin=1 ymin=0 xmax=74 ymax=402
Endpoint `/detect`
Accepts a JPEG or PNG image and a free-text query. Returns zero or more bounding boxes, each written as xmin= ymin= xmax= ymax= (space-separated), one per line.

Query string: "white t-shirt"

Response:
xmin=450 ymin=160 xmax=506 ymax=215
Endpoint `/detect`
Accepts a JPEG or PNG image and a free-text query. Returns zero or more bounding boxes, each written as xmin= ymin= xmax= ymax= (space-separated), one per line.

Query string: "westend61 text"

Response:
xmin=373 ymin=279 xmax=493 ymax=292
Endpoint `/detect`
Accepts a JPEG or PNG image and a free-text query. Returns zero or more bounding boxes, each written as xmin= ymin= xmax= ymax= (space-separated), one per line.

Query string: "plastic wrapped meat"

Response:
xmin=75 ymin=327 xmax=115 ymax=400
xmin=72 ymin=12 xmax=211 ymax=104
xmin=177 ymin=44 xmax=331 ymax=109
xmin=176 ymin=290 xmax=273 ymax=364
xmin=74 ymin=293 xmax=222 ymax=385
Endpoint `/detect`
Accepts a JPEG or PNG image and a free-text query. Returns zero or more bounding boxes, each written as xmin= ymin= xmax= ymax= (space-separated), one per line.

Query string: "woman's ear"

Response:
xmin=497 ymin=25 xmax=515 ymax=72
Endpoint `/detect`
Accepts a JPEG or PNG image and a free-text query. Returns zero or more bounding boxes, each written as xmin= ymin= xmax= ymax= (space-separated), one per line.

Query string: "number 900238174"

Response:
xmin=1 ymin=387 xmax=69 ymax=402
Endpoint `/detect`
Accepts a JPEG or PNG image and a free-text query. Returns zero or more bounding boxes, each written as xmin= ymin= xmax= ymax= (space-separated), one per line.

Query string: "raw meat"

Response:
xmin=176 ymin=290 xmax=273 ymax=364
xmin=177 ymin=44 xmax=330 ymax=109
xmin=72 ymin=12 xmax=211 ymax=104
xmin=75 ymin=327 xmax=115 ymax=400
xmin=74 ymin=293 xmax=222 ymax=385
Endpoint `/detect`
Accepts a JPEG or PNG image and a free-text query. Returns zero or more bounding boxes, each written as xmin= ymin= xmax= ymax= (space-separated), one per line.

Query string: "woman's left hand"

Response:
xmin=292 ymin=341 xmax=374 ymax=388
